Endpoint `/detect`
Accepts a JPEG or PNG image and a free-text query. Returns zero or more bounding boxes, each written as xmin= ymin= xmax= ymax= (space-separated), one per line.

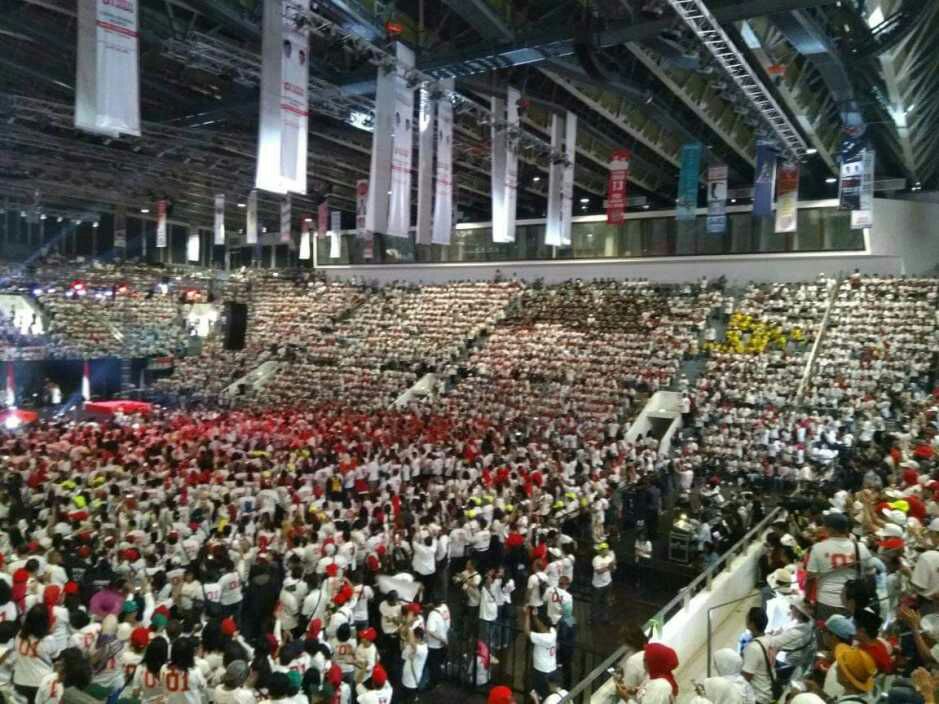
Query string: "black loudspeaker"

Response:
xmin=224 ymin=302 xmax=248 ymax=351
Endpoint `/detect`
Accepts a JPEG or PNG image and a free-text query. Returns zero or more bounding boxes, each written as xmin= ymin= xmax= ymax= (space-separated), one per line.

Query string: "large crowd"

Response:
xmin=0 ymin=263 xmax=937 ymax=704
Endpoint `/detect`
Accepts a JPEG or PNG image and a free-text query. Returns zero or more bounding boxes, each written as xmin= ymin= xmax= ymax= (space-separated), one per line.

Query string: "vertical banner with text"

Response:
xmin=356 ymin=179 xmax=373 ymax=257
xmin=156 ymin=199 xmax=168 ymax=248
xmin=256 ymin=0 xmax=309 ymax=195
xmin=545 ymin=115 xmax=564 ymax=247
xmin=246 ymin=190 xmax=258 ymax=245
xmin=416 ymin=87 xmax=435 ymax=245
xmin=706 ymin=164 xmax=728 ymax=233
xmin=560 ymin=111 xmax=577 ymax=246
xmin=75 ymin=0 xmax=141 ymax=137
xmin=606 ymin=149 xmax=630 ymax=225
xmin=753 ymin=141 xmax=777 ymax=217
xmin=774 ymin=162 xmax=800 ymax=233
xmin=317 ymin=202 xmax=329 ymax=239
xmin=676 ymin=143 xmax=701 ymax=222
xmin=186 ymin=229 xmax=200 ymax=262
xmin=432 ymin=81 xmax=455 ymax=246
xmin=214 ymin=194 xmax=225 ymax=245
xmin=851 ymin=149 xmax=876 ymax=229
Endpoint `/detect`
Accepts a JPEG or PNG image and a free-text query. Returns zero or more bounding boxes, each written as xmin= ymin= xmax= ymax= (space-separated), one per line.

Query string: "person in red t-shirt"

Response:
xmin=855 ymin=609 xmax=894 ymax=674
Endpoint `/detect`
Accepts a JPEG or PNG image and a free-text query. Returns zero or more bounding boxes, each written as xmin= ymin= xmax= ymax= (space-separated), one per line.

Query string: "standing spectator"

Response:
xmin=592 ymin=543 xmax=616 ymax=625
xmin=524 ymin=609 xmax=557 ymax=699
xmin=806 ymin=512 xmax=872 ymax=620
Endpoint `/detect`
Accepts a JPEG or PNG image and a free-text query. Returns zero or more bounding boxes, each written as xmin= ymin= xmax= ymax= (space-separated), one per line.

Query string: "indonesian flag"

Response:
xmin=5 ymin=363 xmax=14 ymax=407
xmin=82 ymin=361 xmax=91 ymax=401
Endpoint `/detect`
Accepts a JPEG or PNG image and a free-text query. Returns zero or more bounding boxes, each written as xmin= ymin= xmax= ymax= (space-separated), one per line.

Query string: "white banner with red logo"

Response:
xmin=774 ymin=162 xmax=799 ymax=233
xmin=256 ymin=0 xmax=309 ymax=195
xmin=75 ymin=0 xmax=141 ymax=137
xmin=329 ymin=210 xmax=341 ymax=259
xmin=545 ymin=115 xmax=564 ymax=248
xmin=606 ymin=149 xmax=630 ymax=225
xmin=214 ymin=194 xmax=225 ymax=246
xmin=432 ymin=81 xmax=454 ymax=245
xmin=492 ymin=87 xmax=520 ymax=244
xmin=246 ymin=190 xmax=258 ymax=245
xmin=156 ymin=199 xmax=168 ymax=248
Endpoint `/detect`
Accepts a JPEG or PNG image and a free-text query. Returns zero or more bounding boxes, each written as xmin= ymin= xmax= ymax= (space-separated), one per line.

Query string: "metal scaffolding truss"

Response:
xmin=664 ymin=0 xmax=808 ymax=158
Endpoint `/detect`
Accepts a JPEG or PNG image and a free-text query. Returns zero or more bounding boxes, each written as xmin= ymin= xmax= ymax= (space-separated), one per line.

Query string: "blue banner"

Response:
xmin=753 ymin=141 xmax=777 ymax=218
xmin=676 ymin=143 xmax=702 ymax=222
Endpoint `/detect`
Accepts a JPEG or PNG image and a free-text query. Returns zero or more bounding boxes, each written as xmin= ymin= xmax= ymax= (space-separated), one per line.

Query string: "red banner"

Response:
xmin=606 ymin=149 xmax=630 ymax=225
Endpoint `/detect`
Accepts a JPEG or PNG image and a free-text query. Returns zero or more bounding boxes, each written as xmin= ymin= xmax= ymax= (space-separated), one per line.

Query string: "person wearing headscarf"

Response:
xmin=636 ymin=643 xmax=679 ymax=704
xmin=712 ymin=648 xmax=755 ymax=704
xmin=701 ymin=676 xmax=743 ymax=704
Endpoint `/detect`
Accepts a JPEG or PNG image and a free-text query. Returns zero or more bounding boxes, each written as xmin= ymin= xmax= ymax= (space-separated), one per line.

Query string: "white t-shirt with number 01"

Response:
xmin=530 ymin=628 xmax=557 ymax=673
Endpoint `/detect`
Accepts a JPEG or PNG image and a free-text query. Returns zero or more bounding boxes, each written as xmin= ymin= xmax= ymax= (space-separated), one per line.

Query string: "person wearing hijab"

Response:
xmin=712 ymin=648 xmax=755 ymax=704
xmin=635 ymin=643 xmax=679 ymax=704
xmin=702 ymin=676 xmax=743 ymax=704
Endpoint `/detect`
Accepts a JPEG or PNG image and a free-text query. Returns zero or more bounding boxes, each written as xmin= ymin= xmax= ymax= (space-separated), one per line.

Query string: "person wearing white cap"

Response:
xmin=765 ymin=568 xmax=798 ymax=634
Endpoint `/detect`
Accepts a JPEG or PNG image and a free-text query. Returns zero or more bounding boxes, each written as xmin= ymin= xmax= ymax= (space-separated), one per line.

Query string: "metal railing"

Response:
xmin=558 ymin=506 xmax=783 ymax=704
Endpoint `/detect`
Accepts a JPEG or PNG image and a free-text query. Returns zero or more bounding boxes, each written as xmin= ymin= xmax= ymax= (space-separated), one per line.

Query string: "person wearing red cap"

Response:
xmin=487 ymin=684 xmax=516 ymax=704
xmin=356 ymin=662 xmax=392 ymax=704
xmin=122 ymin=627 xmax=150 ymax=682
xmin=354 ymin=627 xmax=378 ymax=682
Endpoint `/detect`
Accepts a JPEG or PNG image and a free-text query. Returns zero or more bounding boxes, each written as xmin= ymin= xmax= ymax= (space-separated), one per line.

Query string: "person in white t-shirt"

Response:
xmin=740 ymin=607 xmax=774 ymax=704
xmin=591 ymin=543 xmax=616 ymax=625
xmin=211 ymin=660 xmax=256 ymax=704
xmin=806 ymin=512 xmax=872 ymax=620
xmin=524 ymin=609 xmax=557 ymax=698
xmin=130 ymin=637 xmax=168 ymax=704
xmin=479 ymin=570 xmax=500 ymax=650
xmin=160 ymin=637 xmax=207 ymax=704
xmin=545 ymin=577 xmax=573 ymax=627
xmin=14 ymin=606 xmax=57 ymax=704
xmin=424 ymin=599 xmax=450 ymax=687
xmin=356 ymin=664 xmax=392 ymax=704
xmin=399 ymin=626 xmax=428 ymax=702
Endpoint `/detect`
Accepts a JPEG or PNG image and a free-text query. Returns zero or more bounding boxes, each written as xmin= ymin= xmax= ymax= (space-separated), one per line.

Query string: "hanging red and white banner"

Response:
xmin=774 ymin=162 xmax=800 ymax=233
xmin=560 ymin=112 xmax=577 ymax=247
xmin=214 ymin=194 xmax=225 ymax=245
xmin=299 ymin=218 xmax=311 ymax=260
xmin=356 ymin=180 xmax=373 ymax=257
xmin=75 ymin=0 xmax=141 ymax=137
xmin=156 ymin=199 xmax=168 ymax=248
xmin=416 ymin=87 xmax=434 ymax=246
xmin=256 ymin=0 xmax=309 ymax=195
xmin=280 ymin=195 xmax=292 ymax=244
xmin=432 ymin=81 xmax=454 ymax=245
xmin=246 ymin=190 xmax=258 ymax=245
xmin=606 ymin=149 xmax=630 ymax=225
xmin=317 ymin=202 xmax=329 ymax=239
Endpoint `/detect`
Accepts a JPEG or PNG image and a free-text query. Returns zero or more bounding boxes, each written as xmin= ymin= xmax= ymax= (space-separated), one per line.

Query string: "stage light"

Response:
xmin=304 ymin=217 xmax=313 ymax=223
xmin=4 ymin=415 xmax=21 ymax=430
xmin=825 ymin=177 xmax=837 ymax=184
xmin=237 ymin=203 xmax=246 ymax=208
xmin=140 ymin=208 xmax=150 ymax=214
xmin=39 ymin=214 xmax=47 ymax=221
xmin=92 ymin=222 xmax=99 ymax=228
xmin=533 ymin=176 xmax=541 ymax=182
xmin=580 ymin=198 xmax=590 ymax=204
xmin=805 ymin=148 xmax=817 ymax=155
xmin=57 ymin=217 xmax=63 ymax=223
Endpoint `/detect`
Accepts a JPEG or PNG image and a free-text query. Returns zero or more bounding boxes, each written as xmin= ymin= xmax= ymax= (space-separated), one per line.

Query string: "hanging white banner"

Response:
xmin=280 ymin=195 xmax=292 ymax=244
xmin=156 ymin=199 xmax=168 ymax=248
xmin=356 ymin=179 xmax=374 ymax=258
xmin=491 ymin=93 xmax=508 ymax=243
xmin=299 ymin=218 xmax=311 ymax=260
xmin=186 ymin=229 xmax=200 ymax=262
xmin=256 ymin=0 xmax=309 ymax=195
xmin=214 ymin=194 xmax=225 ymax=245
xmin=387 ymin=43 xmax=415 ymax=237
xmin=329 ymin=211 xmax=342 ymax=259
xmin=851 ymin=149 xmax=876 ymax=229
xmin=75 ymin=0 xmax=141 ymax=137
xmin=432 ymin=81 xmax=454 ymax=245
xmin=544 ymin=115 xmax=564 ymax=248
xmin=505 ymin=86 xmax=520 ymax=243
xmin=366 ymin=56 xmax=395 ymax=236
xmin=560 ymin=111 xmax=576 ymax=247
xmin=415 ymin=87 xmax=435 ymax=246
xmin=246 ymin=190 xmax=258 ymax=244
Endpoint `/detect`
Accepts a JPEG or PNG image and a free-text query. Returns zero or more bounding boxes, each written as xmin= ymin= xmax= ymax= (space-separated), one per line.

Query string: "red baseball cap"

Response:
xmin=488 ymin=685 xmax=515 ymax=704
